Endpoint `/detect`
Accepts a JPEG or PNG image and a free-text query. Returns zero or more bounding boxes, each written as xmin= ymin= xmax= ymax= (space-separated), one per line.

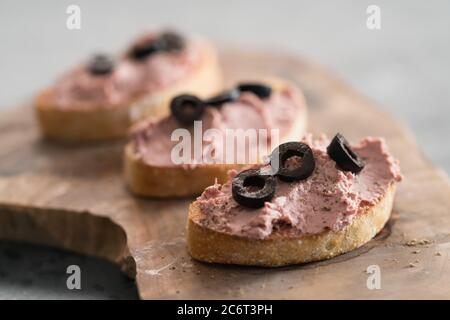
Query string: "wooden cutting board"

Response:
xmin=1 ymin=49 xmax=450 ymax=299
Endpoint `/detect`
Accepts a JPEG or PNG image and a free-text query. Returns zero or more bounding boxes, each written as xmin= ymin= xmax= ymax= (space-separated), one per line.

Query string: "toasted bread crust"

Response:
xmin=187 ymin=185 xmax=396 ymax=267
xmin=124 ymin=78 xmax=308 ymax=198
xmin=124 ymin=144 xmax=244 ymax=197
xmin=34 ymin=40 xmax=222 ymax=142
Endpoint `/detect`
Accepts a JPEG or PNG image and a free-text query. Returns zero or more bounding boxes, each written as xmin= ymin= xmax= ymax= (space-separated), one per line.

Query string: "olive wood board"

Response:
xmin=1 ymin=49 xmax=450 ymax=299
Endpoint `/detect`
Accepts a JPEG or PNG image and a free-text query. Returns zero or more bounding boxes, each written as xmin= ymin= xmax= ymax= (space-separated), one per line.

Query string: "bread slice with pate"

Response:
xmin=35 ymin=31 xmax=222 ymax=142
xmin=187 ymin=135 xmax=402 ymax=267
xmin=124 ymin=77 xmax=308 ymax=198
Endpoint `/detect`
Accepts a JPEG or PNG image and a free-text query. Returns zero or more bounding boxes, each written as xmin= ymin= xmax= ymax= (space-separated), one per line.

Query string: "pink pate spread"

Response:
xmin=47 ymin=32 xmax=204 ymax=110
xmin=194 ymin=135 xmax=403 ymax=239
xmin=130 ymin=86 xmax=306 ymax=167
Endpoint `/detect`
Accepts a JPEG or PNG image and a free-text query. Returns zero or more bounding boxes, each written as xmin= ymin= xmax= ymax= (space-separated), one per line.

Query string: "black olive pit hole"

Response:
xmin=243 ymin=175 xmax=266 ymax=192
xmin=180 ymin=103 xmax=197 ymax=115
xmin=281 ymin=150 xmax=304 ymax=170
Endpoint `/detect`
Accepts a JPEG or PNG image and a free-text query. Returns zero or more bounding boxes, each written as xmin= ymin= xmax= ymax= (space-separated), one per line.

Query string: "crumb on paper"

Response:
xmin=407 ymin=263 xmax=417 ymax=268
xmin=435 ymin=252 xmax=442 ymax=256
xmin=412 ymin=250 xmax=421 ymax=254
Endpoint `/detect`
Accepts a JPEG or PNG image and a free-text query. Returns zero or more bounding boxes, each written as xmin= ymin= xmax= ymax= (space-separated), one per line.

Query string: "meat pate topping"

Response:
xmin=194 ymin=135 xmax=402 ymax=239
xmin=130 ymin=86 xmax=306 ymax=167
xmin=47 ymin=33 xmax=203 ymax=110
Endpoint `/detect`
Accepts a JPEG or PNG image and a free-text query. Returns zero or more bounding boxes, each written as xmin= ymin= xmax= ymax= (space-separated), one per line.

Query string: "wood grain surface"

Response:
xmin=0 ymin=49 xmax=449 ymax=299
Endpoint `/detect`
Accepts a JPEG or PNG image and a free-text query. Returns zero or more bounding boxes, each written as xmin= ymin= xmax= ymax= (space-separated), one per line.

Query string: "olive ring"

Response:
xmin=171 ymin=83 xmax=273 ymax=125
xmin=170 ymin=95 xmax=205 ymax=125
xmin=88 ymin=54 xmax=115 ymax=75
xmin=130 ymin=31 xmax=185 ymax=61
xmin=232 ymin=169 xmax=277 ymax=208
xmin=232 ymin=142 xmax=316 ymax=208
xmin=270 ymin=142 xmax=316 ymax=182
xmin=231 ymin=135 xmax=363 ymax=208
xmin=326 ymin=133 xmax=365 ymax=174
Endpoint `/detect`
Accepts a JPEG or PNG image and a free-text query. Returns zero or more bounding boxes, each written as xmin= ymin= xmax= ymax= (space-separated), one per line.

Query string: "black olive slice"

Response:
xmin=326 ymin=133 xmax=365 ymax=174
xmin=129 ymin=40 xmax=160 ymax=60
xmin=87 ymin=54 xmax=115 ymax=75
xmin=158 ymin=31 xmax=185 ymax=52
xmin=270 ymin=142 xmax=316 ymax=182
xmin=237 ymin=83 xmax=272 ymax=99
xmin=170 ymin=94 xmax=205 ymax=125
xmin=232 ymin=169 xmax=276 ymax=208
xmin=204 ymin=89 xmax=240 ymax=107
xmin=129 ymin=32 xmax=184 ymax=60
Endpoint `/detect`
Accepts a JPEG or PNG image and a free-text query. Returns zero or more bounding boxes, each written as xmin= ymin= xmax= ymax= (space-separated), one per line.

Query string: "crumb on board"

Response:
xmin=435 ymin=252 xmax=442 ymax=256
xmin=412 ymin=250 xmax=421 ymax=254
xmin=418 ymin=239 xmax=431 ymax=245
xmin=404 ymin=238 xmax=432 ymax=247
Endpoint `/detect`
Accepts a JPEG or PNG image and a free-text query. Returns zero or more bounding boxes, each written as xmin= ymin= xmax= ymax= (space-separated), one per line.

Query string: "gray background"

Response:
xmin=0 ymin=0 xmax=448 ymax=299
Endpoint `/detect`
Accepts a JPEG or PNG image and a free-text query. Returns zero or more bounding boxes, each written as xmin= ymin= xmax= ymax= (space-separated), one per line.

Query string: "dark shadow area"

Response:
xmin=0 ymin=241 xmax=139 ymax=300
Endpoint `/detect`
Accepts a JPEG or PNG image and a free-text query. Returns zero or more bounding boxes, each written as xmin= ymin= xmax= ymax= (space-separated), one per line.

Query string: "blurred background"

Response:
xmin=0 ymin=0 xmax=448 ymax=299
